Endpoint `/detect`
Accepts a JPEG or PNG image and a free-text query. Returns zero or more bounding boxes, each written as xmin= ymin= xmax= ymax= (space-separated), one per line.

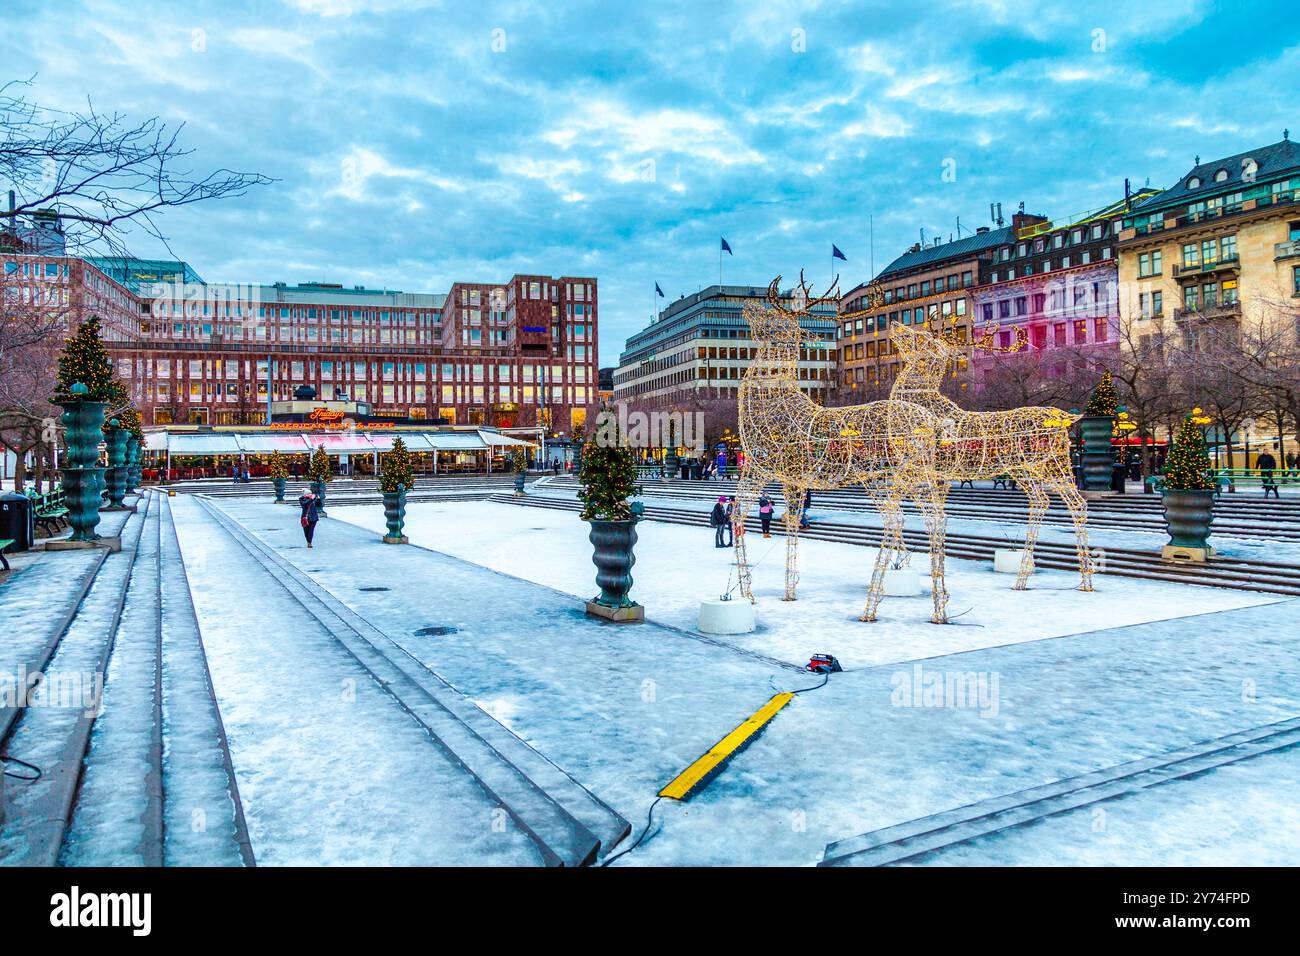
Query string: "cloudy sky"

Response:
xmin=4 ymin=0 xmax=1297 ymax=363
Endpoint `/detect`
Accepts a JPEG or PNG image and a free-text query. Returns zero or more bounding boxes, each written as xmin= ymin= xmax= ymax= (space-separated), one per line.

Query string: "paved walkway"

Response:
xmin=197 ymin=497 xmax=1300 ymax=866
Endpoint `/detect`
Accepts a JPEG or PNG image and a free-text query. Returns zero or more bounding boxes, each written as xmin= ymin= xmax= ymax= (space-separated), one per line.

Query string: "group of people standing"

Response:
xmin=709 ymin=491 xmax=808 ymax=547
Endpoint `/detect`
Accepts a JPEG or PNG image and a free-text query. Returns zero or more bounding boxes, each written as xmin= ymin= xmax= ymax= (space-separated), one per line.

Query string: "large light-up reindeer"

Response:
xmin=884 ymin=299 xmax=1094 ymax=591
xmin=731 ymin=275 xmax=957 ymax=623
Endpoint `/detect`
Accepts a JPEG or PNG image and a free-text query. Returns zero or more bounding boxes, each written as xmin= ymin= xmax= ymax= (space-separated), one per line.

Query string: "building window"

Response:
xmin=1182 ymin=243 xmax=1199 ymax=267
xmin=1184 ymin=286 xmax=1200 ymax=311
xmin=1294 ymin=265 xmax=1300 ymax=295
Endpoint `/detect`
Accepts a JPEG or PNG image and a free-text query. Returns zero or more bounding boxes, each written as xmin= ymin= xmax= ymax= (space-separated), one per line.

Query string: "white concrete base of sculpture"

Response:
xmin=993 ymin=549 xmax=1033 ymax=574
xmin=698 ymin=599 xmax=755 ymax=635
xmin=881 ymin=566 xmax=922 ymax=596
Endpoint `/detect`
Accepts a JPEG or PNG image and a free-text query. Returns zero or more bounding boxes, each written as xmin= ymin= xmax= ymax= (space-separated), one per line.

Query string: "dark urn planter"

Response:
xmin=1079 ymin=416 xmax=1116 ymax=492
xmin=311 ymin=479 xmax=328 ymax=516
xmin=586 ymin=518 xmax=643 ymax=622
xmin=124 ymin=437 xmax=140 ymax=498
xmin=514 ymin=470 xmax=526 ymax=494
xmin=273 ymin=477 xmax=287 ymax=502
xmin=382 ymin=483 xmax=408 ymax=544
xmin=664 ymin=451 xmax=679 ymax=480
xmin=59 ymin=387 xmax=107 ymax=542
xmin=1162 ymin=488 xmax=1214 ymax=556
xmin=103 ymin=423 xmax=129 ymax=509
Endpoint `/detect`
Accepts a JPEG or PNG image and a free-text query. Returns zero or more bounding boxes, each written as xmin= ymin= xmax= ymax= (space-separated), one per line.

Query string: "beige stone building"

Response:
xmin=1118 ymin=137 xmax=1300 ymax=352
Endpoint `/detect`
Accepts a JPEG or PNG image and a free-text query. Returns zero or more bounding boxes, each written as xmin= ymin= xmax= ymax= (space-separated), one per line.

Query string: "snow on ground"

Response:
xmin=906 ymin=746 xmax=1300 ymax=867
xmin=167 ymin=495 xmax=545 ymax=866
xmin=216 ymin=498 xmax=1300 ymax=866
xmin=332 ymin=499 xmax=1281 ymax=670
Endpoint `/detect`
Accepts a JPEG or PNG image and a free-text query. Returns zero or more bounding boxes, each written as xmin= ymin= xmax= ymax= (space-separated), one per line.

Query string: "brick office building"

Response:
xmin=3 ymin=254 xmax=599 ymax=434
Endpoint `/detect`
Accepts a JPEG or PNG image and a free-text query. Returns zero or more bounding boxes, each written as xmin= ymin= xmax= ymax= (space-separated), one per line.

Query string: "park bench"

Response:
xmin=992 ymin=475 xmax=1017 ymax=490
xmin=1208 ymin=468 xmax=1295 ymax=495
xmin=27 ymin=486 xmax=70 ymax=534
xmin=0 ymin=538 xmax=12 ymax=571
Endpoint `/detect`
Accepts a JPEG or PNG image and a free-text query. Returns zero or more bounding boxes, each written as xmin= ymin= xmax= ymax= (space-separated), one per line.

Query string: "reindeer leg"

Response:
xmin=862 ymin=489 xmax=904 ymax=622
xmin=917 ymin=481 xmax=950 ymax=624
xmin=1048 ymin=472 xmax=1094 ymax=592
xmin=1017 ymin=478 xmax=1050 ymax=590
xmin=780 ymin=482 xmax=806 ymax=601
xmin=732 ymin=473 xmax=761 ymax=602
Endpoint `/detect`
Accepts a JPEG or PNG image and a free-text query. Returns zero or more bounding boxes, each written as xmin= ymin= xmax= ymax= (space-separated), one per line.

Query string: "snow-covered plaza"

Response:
xmin=3 ymin=481 xmax=1298 ymax=867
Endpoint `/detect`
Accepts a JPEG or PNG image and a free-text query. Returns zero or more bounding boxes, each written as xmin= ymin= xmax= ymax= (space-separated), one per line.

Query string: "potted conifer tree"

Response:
xmin=51 ymin=317 xmax=120 ymax=544
xmin=513 ymin=447 xmax=528 ymax=495
xmin=380 ymin=436 xmax=413 ymax=543
xmin=308 ymin=444 xmax=331 ymax=516
xmin=1079 ymin=370 xmax=1118 ymax=493
xmin=578 ymin=421 xmax=644 ymax=622
xmin=269 ymin=451 xmax=289 ymax=502
xmin=1160 ymin=409 xmax=1216 ymax=561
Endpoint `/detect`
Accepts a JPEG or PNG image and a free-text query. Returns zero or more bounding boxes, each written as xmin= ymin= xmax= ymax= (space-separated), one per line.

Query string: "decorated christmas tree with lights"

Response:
xmin=379 ymin=437 xmax=414 ymax=493
xmin=1163 ymin=411 xmax=1214 ymax=491
xmin=52 ymin=316 xmax=123 ymax=405
xmin=308 ymin=444 xmax=332 ymax=485
xmin=578 ymin=421 xmax=641 ymax=521
xmin=1083 ymin=370 xmax=1118 ymax=418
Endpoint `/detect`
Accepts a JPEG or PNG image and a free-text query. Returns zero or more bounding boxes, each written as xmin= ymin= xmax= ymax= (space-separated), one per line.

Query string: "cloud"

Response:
xmin=1 ymin=0 xmax=1293 ymax=367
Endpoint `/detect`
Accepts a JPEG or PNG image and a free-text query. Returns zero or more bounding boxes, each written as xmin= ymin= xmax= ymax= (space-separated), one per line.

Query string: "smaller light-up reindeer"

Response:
xmin=884 ymin=308 xmax=1094 ymax=592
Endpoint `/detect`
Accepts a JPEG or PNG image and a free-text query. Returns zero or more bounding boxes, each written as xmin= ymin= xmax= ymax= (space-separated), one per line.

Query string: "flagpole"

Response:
xmin=719 ymin=245 xmax=722 ymax=287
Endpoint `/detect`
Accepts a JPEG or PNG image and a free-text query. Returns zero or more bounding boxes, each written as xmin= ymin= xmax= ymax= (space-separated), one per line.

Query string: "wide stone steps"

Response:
xmin=497 ymin=494 xmax=1300 ymax=597
xmin=820 ymin=715 xmax=1300 ymax=866
xmin=194 ymin=497 xmax=629 ymax=866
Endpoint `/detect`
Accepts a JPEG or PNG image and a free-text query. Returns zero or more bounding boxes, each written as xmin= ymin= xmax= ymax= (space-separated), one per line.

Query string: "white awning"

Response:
xmin=477 ymin=431 xmax=535 ymax=447
xmin=236 ymin=434 xmax=312 ymax=453
xmin=168 ymin=433 xmax=243 ymax=455
xmin=139 ymin=429 xmax=525 ymax=454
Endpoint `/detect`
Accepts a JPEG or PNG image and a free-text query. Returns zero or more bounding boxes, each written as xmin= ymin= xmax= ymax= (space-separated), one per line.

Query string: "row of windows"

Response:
xmin=990 ymin=247 xmax=1112 ymax=282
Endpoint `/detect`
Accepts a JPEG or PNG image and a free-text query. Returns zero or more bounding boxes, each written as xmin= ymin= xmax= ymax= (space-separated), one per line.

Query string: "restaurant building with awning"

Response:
xmin=141 ymin=424 xmax=540 ymax=481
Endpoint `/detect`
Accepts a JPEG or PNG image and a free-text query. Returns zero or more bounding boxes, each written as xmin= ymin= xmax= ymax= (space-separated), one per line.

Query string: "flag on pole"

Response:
xmin=720 ymin=237 xmax=733 ymax=255
xmin=832 ymin=244 xmax=847 ymax=262
xmin=655 ymin=282 xmax=665 ymax=297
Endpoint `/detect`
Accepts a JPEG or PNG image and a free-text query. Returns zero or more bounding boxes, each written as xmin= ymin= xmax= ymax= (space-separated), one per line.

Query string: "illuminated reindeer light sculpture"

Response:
xmin=732 ymin=275 xmax=955 ymax=623
xmin=884 ymin=302 xmax=1094 ymax=592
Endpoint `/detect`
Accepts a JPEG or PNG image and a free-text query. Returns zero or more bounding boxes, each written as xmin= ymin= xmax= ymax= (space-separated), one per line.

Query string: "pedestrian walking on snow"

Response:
xmin=299 ymin=486 xmax=321 ymax=548
xmin=758 ymin=494 xmax=774 ymax=537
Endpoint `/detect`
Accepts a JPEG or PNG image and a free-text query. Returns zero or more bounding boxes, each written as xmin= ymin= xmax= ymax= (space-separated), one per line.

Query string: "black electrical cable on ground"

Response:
xmin=601 ymin=796 xmax=664 ymax=867
xmin=1 ymin=755 xmax=42 ymax=781
xmin=790 ymin=671 xmax=831 ymax=694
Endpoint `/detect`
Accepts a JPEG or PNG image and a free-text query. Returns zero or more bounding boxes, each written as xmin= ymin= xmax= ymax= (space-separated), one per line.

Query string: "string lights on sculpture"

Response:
xmin=732 ymin=273 xmax=1094 ymax=626
xmin=878 ymin=290 xmax=1094 ymax=592
xmin=732 ymin=274 xmax=952 ymax=623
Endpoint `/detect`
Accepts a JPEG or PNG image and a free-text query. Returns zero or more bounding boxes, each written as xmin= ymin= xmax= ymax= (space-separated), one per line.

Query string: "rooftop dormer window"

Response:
xmin=1187 ymin=176 xmax=1201 ymax=189
xmin=1214 ymin=169 xmax=1229 ymax=182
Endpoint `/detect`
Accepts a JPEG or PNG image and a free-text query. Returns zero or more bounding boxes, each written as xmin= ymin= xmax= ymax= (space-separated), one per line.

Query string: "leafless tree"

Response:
xmin=0 ymin=268 xmax=67 ymax=489
xmin=1 ymin=77 xmax=272 ymax=257
xmin=1107 ymin=318 xmax=1189 ymax=479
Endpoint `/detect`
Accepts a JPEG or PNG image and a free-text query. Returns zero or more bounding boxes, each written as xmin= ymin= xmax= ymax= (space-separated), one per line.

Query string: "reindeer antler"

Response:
xmin=765 ymin=271 xmax=844 ymax=315
xmin=971 ymin=324 xmax=1029 ymax=353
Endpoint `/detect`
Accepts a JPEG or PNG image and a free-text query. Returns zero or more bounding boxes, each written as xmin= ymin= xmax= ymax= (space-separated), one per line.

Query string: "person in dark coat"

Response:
xmin=758 ymin=494 xmax=774 ymax=537
xmin=710 ymin=496 xmax=728 ymax=548
xmin=1257 ymin=451 xmax=1278 ymax=498
xmin=800 ymin=490 xmax=812 ymax=529
xmin=724 ymin=496 xmax=736 ymax=547
xmin=299 ymin=486 xmax=321 ymax=547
